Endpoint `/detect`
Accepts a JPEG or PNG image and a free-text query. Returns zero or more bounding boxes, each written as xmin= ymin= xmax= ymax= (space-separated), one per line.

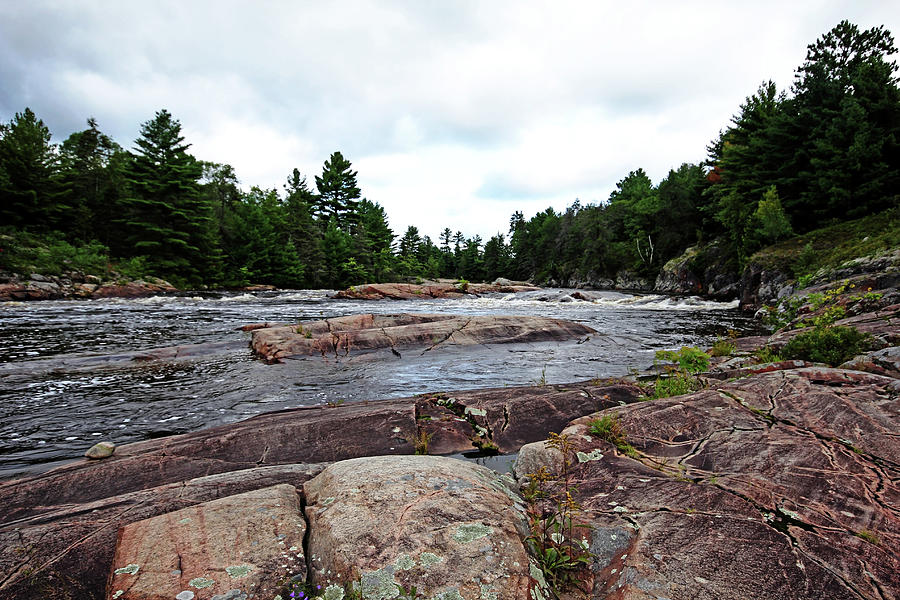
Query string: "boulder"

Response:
xmin=303 ymin=455 xmax=536 ymax=599
xmin=250 ymin=313 xmax=597 ymax=363
xmin=107 ymin=484 xmax=306 ymax=600
xmin=519 ymin=368 xmax=900 ymax=598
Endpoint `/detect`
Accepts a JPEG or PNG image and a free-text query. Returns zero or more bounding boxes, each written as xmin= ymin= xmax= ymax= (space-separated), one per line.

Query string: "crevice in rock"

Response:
xmin=298 ymin=488 xmax=314 ymax=588
xmin=501 ymin=405 xmax=511 ymax=433
xmin=256 ymin=444 xmax=270 ymax=466
xmin=422 ymin=318 xmax=472 ymax=354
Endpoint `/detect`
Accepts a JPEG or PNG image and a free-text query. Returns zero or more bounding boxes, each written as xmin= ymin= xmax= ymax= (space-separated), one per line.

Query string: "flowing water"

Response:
xmin=0 ymin=289 xmax=762 ymax=479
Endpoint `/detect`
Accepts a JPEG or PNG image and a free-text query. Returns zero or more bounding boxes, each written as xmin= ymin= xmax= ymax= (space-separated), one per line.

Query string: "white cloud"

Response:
xmin=1 ymin=0 xmax=898 ymax=241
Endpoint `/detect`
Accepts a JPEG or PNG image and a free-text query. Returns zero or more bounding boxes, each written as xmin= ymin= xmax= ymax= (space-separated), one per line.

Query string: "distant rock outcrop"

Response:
xmin=0 ymin=271 xmax=176 ymax=301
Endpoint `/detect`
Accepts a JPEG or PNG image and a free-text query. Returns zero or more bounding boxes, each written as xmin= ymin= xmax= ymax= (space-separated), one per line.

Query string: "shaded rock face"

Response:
xmin=520 ymin=368 xmax=900 ymax=599
xmin=653 ymin=243 xmax=741 ymax=299
xmin=250 ymin=313 xmax=597 ymax=363
xmin=107 ymin=484 xmax=305 ymax=600
xmin=303 ymin=455 xmax=535 ymax=599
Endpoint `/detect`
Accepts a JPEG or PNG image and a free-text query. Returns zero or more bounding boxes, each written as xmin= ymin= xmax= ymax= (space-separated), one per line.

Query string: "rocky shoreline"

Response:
xmin=0 ymin=271 xmax=178 ymax=301
xmin=0 ymin=295 xmax=897 ymax=599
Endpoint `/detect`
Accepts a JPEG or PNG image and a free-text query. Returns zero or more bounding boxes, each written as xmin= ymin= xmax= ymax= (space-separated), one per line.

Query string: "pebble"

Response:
xmin=85 ymin=441 xmax=116 ymax=459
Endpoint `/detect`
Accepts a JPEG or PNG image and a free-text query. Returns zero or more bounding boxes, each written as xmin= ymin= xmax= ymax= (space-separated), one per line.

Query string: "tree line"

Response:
xmin=1 ymin=21 xmax=897 ymax=289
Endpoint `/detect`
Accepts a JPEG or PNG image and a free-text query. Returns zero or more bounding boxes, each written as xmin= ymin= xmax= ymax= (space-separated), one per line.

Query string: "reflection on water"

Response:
xmin=0 ymin=289 xmax=760 ymax=479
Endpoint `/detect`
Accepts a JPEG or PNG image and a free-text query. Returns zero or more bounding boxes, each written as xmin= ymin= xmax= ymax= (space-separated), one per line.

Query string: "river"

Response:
xmin=0 ymin=288 xmax=762 ymax=479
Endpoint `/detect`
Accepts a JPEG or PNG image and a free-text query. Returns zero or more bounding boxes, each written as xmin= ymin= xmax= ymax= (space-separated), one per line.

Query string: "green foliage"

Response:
xmin=0 ymin=229 xmax=110 ymax=276
xmin=655 ymin=346 xmax=710 ymax=374
xmin=589 ymin=414 xmax=637 ymax=457
xmin=855 ymin=529 xmax=881 ymax=546
xmin=651 ymin=372 xmax=699 ymax=399
xmin=780 ymin=325 xmax=869 ymax=366
xmin=753 ymin=186 xmax=793 ymax=243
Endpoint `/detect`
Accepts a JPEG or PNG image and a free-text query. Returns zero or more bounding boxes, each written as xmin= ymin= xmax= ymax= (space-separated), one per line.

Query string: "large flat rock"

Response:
xmin=518 ymin=367 xmax=900 ymax=599
xmin=107 ymin=484 xmax=305 ymax=600
xmin=250 ymin=313 xmax=596 ymax=362
xmin=304 ymin=455 xmax=536 ymax=599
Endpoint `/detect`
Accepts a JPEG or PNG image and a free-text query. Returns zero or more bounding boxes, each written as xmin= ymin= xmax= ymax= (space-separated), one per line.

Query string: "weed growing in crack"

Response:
xmin=855 ymin=529 xmax=881 ymax=546
xmin=523 ymin=433 xmax=593 ymax=598
xmin=589 ymin=414 xmax=638 ymax=458
xmin=409 ymin=429 xmax=432 ymax=455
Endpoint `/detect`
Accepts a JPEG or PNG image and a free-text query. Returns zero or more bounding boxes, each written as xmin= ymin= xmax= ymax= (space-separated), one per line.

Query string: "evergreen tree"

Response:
xmin=59 ymin=118 xmax=126 ymax=244
xmin=119 ymin=109 xmax=217 ymax=284
xmin=791 ymin=20 xmax=900 ymax=222
xmin=0 ymin=108 xmax=64 ymax=231
xmin=315 ymin=151 xmax=361 ymax=230
xmin=284 ymin=168 xmax=324 ymax=286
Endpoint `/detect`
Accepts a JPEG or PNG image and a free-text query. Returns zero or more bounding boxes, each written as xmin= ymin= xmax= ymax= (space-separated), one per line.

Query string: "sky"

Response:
xmin=1 ymin=1 xmax=898 ymax=242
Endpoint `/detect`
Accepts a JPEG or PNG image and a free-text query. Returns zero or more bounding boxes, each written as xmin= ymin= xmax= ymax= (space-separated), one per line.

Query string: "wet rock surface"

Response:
xmin=250 ymin=312 xmax=597 ymax=363
xmin=0 ymin=381 xmax=640 ymax=599
xmin=304 ymin=456 xmax=534 ymax=599
xmin=1 ymin=303 xmax=898 ymax=599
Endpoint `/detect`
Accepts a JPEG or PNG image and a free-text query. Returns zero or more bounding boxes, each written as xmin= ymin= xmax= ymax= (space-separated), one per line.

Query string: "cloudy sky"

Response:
xmin=1 ymin=1 xmax=898 ymax=241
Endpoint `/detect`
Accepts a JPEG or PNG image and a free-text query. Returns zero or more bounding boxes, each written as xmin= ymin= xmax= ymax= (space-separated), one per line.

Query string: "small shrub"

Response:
xmin=709 ymin=338 xmax=736 ymax=357
xmin=753 ymin=346 xmax=783 ymax=364
xmin=524 ymin=433 xmax=594 ymax=596
xmin=455 ymin=278 xmax=469 ymax=292
xmin=780 ymin=326 xmax=869 ymax=367
xmin=655 ymin=346 xmax=710 ymax=374
xmin=409 ymin=429 xmax=433 ymax=455
xmin=651 ymin=372 xmax=699 ymax=399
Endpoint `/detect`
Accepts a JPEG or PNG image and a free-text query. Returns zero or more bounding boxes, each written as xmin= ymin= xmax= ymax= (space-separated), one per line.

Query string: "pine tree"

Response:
xmin=119 ymin=109 xmax=217 ymax=284
xmin=58 ymin=118 xmax=126 ymax=244
xmin=314 ymin=151 xmax=361 ymax=230
xmin=0 ymin=108 xmax=65 ymax=231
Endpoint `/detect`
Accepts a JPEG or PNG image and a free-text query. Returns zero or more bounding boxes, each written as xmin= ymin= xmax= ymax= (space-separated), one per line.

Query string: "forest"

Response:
xmin=1 ymin=21 xmax=898 ymax=290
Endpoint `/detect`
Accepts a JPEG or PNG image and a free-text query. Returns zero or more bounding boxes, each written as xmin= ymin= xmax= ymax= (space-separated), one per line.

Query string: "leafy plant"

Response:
xmin=780 ymin=326 xmax=869 ymax=367
xmin=650 ymin=372 xmax=699 ymax=399
xmin=753 ymin=346 xmax=783 ymax=364
xmin=523 ymin=433 xmax=594 ymax=597
xmin=409 ymin=429 xmax=432 ymax=455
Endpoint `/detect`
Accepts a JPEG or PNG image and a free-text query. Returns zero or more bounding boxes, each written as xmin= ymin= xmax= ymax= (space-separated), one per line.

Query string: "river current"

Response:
xmin=0 ymin=289 xmax=761 ymax=480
